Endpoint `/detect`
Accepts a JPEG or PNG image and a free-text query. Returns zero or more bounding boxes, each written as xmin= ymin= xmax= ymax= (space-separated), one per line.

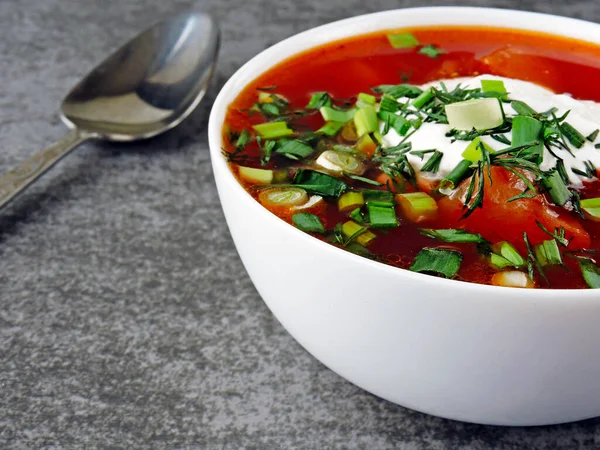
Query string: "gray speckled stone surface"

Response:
xmin=2 ymin=0 xmax=600 ymax=448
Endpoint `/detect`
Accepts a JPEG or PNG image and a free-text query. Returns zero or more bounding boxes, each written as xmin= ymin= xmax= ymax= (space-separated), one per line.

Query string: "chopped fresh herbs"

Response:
xmin=420 ymin=150 xmax=443 ymax=173
xmin=418 ymin=44 xmax=445 ymax=58
xmin=387 ymin=33 xmax=419 ymax=49
xmin=275 ymin=139 xmax=314 ymax=159
xmin=292 ymin=213 xmax=326 ymax=234
xmin=587 ymin=129 xmax=599 ymax=142
xmin=560 ymin=122 xmax=585 ymax=149
xmin=253 ymin=121 xmax=294 ymax=139
xmin=578 ymin=258 xmax=600 ymax=288
xmin=293 ymin=169 xmax=347 ymax=197
xmin=419 ymin=228 xmax=488 ymax=244
xmin=307 ymin=92 xmax=332 ymax=109
xmin=410 ymin=248 xmax=463 ymax=278
xmin=367 ymin=202 xmax=398 ymax=227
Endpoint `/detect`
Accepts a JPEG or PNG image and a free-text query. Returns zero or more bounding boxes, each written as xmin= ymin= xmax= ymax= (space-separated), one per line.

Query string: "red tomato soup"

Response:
xmin=222 ymin=26 xmax=600 ymax=289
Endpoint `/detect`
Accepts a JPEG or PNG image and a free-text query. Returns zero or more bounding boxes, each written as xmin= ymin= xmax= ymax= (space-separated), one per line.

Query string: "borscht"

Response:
xmin=222 ymin=26 xmax=600 ymax=289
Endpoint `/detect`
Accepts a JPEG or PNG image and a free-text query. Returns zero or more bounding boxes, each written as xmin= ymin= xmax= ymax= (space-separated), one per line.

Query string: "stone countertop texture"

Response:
xmin=2 ymin=0 xmax=600 ymax=448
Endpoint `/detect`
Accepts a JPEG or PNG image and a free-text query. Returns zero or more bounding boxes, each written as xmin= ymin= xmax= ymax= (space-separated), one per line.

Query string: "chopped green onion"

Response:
xmin=420 ymin=150 xmax=444 ymax=173
xmin=512 ymin=116 xmax=543 ymax=164
xmin=542 ymin=169 xmax=571 ymax=207
xmin=418 ymin=44 xmax=444 ymax=58
xmin=253 ymin=121 xmax=294 ymax=139
xmin=342 ymin=221 xmax=376 ymax=246
xmin=578 ymin=258 xmax=600 ymax=288
xmin=357 ymin=92 xmax=376 ymax=105
xmin=490 ymin=254 xmax=515 ymax=269
xmin=439 ymin=159 xmax=473 ymax=191
xmin=581 ymin=197 xmax=600 ymax=220
xmin=275 ymin=139 xmax=314 ymax=159
xmin=260 ymin=102 xmax=280 ymax=117
xmin=419 ymin=228 xmax=488 ymax=244
xmin=445 ymin=98 xmax=504 ymax=131
xmin=306 ymin=92 xmax=331 ymax=109
xmin=378 ymin=111 xmax=411 ymax=136
xmin=372 ymin=84 xmax=423 ymax=99
xmin=379 ymin=95 xmax=402 ymax=113
xmin=259 ymin=187 xmax=308 ymax=206
xmin=235 ymin=129 xmax=251 ymax=150
xmin=511 ymin=100 xmax=537 ymax=116
xmin=238 ymin=166 xmax=273 ymax=184
xmin=362 ymin=190 xmax=394 ymax=203
xmin=317 ymin=121 xmax=345 ymax=136
xmin=293 ymin=169 xmax=347 ymax=197
xmin=480 ymin=79 xmax=507 ymax=99
xmin=338 ymin=192 xmax=365 ymax=212
xmin=292 ymin=213 xmax=325 ymax=233
xmin=396 ymin=192 xmax=438 ymax=223
xmin=410 ymin=248 xmax=463 ymax=279
xmin=587 ymin=129 xmax=599 ymax=142
xmin=354 ymin=105 xmax=378 ymax=137
xmin=316 ymin=150 xmax=365 ymax=175
xmin=461 ymin=138 xmax=495 ymax=162
xmin=367 ymin=202 xmax=398 ymax=227
xmin=319 ymin=106 xmax=355 ymax=123
xmin=492 ymin=241 xmax=525 ymax=267
xmin=534 ymin=239 xmax=563 ymax=266
xmin=411 ymin=89 xmax=434 ymax=109
xmin=355 ymin=134 xmax=377 ymax=157
xmin=561 ymin=122 xmax=585 ymax=149
xmin=349 ymin=207 xmax=366 ymax=224
xmin=387 ymin=32 xmax=419 ymax=49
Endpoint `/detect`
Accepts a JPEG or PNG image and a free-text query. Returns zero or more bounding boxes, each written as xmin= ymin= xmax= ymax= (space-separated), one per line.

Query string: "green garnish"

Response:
xmin=235 ymin=129 xmax=251 ymax=150
xmin=418 ymin=44 xmax=445 ymax=58
xmin=581 ymin=197 xmax=600 ymax=219
xmin=253 ymin=121 xmax=294 ymax=139
xmin=412 ymin=89 xmax=434 ymax=109
xmin=387 ymin=33 xmax=419 ymax=49
xmin=306 ymin=92 xmax=332 ymax=109
xmin=367 ymin=201 xmax=398 ymax=227
xmin=317 ymin=121 xmax=345 ymax=136
xmin=354 ymin=105 xmax=379 ymax=136
xmin=439 ymin=159 xmax=473 ymax=191
xmin=292 ymin=213 xmax=326 ymax=234
xmin=536 ymin=221 xmax=571 ymax=247
xmin=578 ymin=258 xmax=600 ymax=288
xmin=512 ymin=116 xmax=543 ymax=163
xmin=319 ymin=106 xmax=355 ymax=123
xmin=480 ymin=79 xmax=507 ymax=99
xmin=372 ymin=84 xmax=423 ymax=99
xmin=560 ymin=122 xmax=585 ymax=149
xmin=534 ymin=239 xmax=563 ymax=266
xmin=420 ymin=150 xmax=443 ymax=173
xmin=275 ymin=139 xmax=314 ymax=159
xmin=357 ymin=92 xmax=376 ymax=106
xmin=378 ymin=111 xmax=411 ymax=136
xmin=338 ymin=192 xmax=365 ymax=212
xmin=293 ymin=169 xmax=347 ymax=197
xmin=410 ymin=248 xmax=463 ymax=278
xmin=362 ymin=189 xmax=395 ymax=203
xmin=586 ymin=129 xmax=599 ymax=142
xmin=419 ymin=228 xmax=488 ymax=244
xmin=524 ymin=232 xmax=549 ymax=285
xmin=379 ymin=95 xmax=402 ymax=113
xmin=511 ymin=100 xmax=537 ymax=116
xmin=491 ymin=241 xmax=525 ymax=268
xmin=461 ymin=138 xmax=495 ymax=163
xmin=542 ymin=169 xmax=571 ymax=207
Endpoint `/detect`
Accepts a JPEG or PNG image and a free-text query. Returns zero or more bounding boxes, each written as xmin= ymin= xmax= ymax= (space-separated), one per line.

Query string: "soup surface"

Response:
xmin=222 ymin=26 xmax=600 ymax=289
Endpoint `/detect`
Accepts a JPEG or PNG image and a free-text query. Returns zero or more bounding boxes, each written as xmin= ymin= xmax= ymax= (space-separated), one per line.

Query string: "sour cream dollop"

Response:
xmin=381 ymin=75 xmax=600 ymax=187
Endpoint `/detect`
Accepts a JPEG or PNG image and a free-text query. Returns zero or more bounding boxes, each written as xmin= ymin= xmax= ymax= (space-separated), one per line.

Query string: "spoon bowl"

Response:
xmin=0 ymin=11 xmax=219 ymax=209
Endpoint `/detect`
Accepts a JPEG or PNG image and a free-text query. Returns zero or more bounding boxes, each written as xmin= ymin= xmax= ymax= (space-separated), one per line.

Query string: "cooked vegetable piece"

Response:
xmin=341 ymin=221 xmax=376 ymax=246
xmin=492 ymin=241 xmax=525 ymax=267
xmin=387 ymin=33 xmax=419 ymax=49
xmin=238 ymin=166 xmax=274 ymax=185
xmin=253 ymin=121 xmax=294 ymax=139
xmin=354 ymin=105 xmax=378 ymax=137
xmin=419 ymin=44 xmax=444 ymax=58
xmin=317 ymin=121 xmax=345 ymax=136
xmin=338 ymin=192 xmax=365 ymax=212
xmin=367 ymin=202 xmax=398 ymax=227
xmin=396 ymin=192 xmax=438 ymax=223
xmin=534 ymin=239 xmax=563 ymax=266
xmin=306 ymin=92 xmax=331 ymax=109
xmin=410 ymin=248 xmax=463 ymax=278
xmin=259 ymin=187 xmax=308 ymax=207
xmin=315 ymin=150 xmax=365 ymax=175
xmin=293 ymin=169 xmax=347 ymax=197
xmin=578 ymin=258 xmax=600 ymax=288
xmin=581 ymin=197 xmax=600 ymax=221
xmin=491 ymin=271 xmax=534 ymax=288
xmin=292 ymin=213 xmax=326 ymax=233
xmin=461 ymin=138 xmax=495 ymax=162
xmin=355 ymin=134 xmax=377 ymax=158
xmin=481 ymin=79 xmax=507 ymax=99
xmin=419 ymin=228 xmax=488 ymax=243
xmin=445 ymin=98 xmax=504 ymax=131
xmin=320 ymin=106 xmax=355 ymax=123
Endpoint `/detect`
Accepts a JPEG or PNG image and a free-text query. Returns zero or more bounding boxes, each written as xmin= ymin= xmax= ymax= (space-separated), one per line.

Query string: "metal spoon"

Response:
xmin=0 ymin=11 xmax=219 ymax=210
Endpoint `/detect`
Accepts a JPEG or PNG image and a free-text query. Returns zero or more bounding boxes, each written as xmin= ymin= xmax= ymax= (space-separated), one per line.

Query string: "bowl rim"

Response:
xmin=208 ymin=6 xmax=600 ymax=299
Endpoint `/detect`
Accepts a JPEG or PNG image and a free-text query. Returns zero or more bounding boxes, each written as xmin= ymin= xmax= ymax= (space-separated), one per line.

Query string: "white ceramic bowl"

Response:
xmin=208 ymin=7 xmax=600 ymax=426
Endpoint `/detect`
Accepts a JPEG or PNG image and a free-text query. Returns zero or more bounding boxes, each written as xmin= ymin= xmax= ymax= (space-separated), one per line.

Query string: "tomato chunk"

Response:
xmin=438 ymin=166 xmax=590 ymax=251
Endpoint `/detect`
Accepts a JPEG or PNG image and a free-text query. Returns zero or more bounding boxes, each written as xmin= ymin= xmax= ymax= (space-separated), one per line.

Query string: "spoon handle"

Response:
xmin=0 ymin=128 xmax=90 ymax=210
